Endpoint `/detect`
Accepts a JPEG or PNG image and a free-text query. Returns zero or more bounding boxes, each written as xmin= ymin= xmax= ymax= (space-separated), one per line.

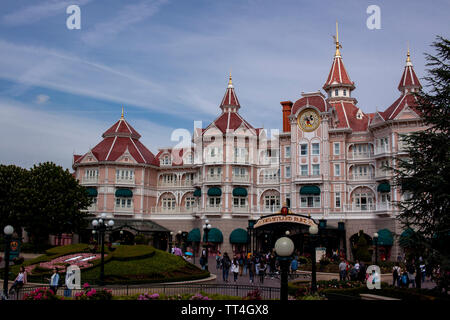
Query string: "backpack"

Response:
xmin=393 ymin=268 xmax=399 ymax=277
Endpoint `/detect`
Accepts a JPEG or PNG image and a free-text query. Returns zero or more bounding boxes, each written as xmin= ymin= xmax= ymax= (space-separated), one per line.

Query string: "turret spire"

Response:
xmin=334 ymin=21 xmax=342 ymax=57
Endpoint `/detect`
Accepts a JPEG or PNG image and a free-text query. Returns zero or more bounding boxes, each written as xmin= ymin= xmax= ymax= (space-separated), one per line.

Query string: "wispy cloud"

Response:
xmin=2 ymin=0 xmax=93 ymax=26
xmin=82 ymin=0 xmax=169 ymax=46
xmin=0 ymin=98 xmax=176 ymax=169
xmin=35 ymin=94 xmax=50 ymax=104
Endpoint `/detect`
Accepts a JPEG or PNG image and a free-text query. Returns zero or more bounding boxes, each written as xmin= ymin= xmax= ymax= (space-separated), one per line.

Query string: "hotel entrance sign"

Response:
xmin=254 ymin=214 xmax=316 ymax=229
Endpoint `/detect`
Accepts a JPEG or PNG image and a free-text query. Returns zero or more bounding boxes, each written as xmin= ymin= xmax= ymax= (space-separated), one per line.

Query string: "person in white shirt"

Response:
xmin=231 ymin=257 xmax=240 ymax=282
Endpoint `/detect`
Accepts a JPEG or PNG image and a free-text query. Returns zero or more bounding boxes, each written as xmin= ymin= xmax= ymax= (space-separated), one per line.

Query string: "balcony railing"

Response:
xmin=205 ymin=204 xmax=222 ymax=212
xmin=114 ymin=204 xmax=134 ymax=214
xmin=151 ymin=206 xmax=198 ymax=213
xmin=348 ymin=173 xmax=374 ymax=181
xmin=115 ymin=177 xmax=135 ymax=185
xmin=348 ymin=152 xmax=373 ymax=160
xmin=232 ymin=174 xmax=249 ymax=183
xmin=261 ymin=205 xmax=281 ymax=213
xmin=82 ymin=176 xmax=98 ymax=184
xmin=374 ymin=147 xmax=390 ymax=155
xmin=205 ymin=174 xmax=222 ymax=182
xmin=261 ymin=176 xmax=280 ymax=184
xmin=234 ymin=157 xmax=250 ymax=164
xmin=375 ymin=170 xmax=391 ymax=179
xmin=296 ymin=174 xmax=322 ymax=180
xmin=232 ymin=205 xmax=249 ymax=213
xmin=344 ymin=204 xmax=376 ymax=212
xmin=375 ymin=202 xmax=392 ymax=211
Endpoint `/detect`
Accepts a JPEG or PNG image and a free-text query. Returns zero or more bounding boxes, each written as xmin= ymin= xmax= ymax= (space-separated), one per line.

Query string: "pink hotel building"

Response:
xmin=72 ymin=35 xmax=425 ymax=261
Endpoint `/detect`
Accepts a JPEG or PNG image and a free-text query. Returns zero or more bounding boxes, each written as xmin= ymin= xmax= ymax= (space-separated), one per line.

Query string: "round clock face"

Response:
xmin=297 ymin=108 xmax=320 ymax=132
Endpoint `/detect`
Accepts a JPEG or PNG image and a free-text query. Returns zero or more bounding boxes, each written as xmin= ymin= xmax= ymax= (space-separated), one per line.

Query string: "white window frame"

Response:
xmin=334 ymin=163 xmax=340 ymax=177
xmin=312 ymin=143 xmax=320 ymax=155
xmin=333 ymin=142 xmax=340 ymax=155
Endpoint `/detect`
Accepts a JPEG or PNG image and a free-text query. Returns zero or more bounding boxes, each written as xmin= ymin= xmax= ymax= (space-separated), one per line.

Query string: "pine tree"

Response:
xmin=392 ymin=36 xmax=450 ymax=292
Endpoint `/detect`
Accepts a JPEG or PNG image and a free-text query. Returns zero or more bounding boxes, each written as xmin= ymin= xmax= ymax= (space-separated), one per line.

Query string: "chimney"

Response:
xmin=280 ymin=101 xmax=293 ymax=132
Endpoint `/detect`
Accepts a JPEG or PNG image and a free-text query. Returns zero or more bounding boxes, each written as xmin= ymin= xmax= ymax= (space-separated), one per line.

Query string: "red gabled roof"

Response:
xmin=208 ymin=111 xmax=255 ymax=134
xmin=74 ymin=116 xmax=158 ymax=166
xmin=329 ymin=101 xmax=370 ymax=131
xmin=323 ymin=56 xmax=354 ymax=90
xmin=102 ymin=117 xmax=141 ymax=139
xmin=220 ymin=75 xmax=241 ymax=111
xmin=204 ymin=74 xmax=256 ymax=134
xmin=398 ymin=51 xmax=421 ymax=93
xmin=292 ymin=92 xmax=329 ymax=116
xmin=381 ymin=93 xmax=420 ymax=121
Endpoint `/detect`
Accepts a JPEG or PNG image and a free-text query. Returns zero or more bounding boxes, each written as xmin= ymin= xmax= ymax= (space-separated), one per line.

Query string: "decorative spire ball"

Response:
xmin=121 ymin=105 xmax=124 ymax=119
xmin=228 ymin=71 xmax=233 ymax=88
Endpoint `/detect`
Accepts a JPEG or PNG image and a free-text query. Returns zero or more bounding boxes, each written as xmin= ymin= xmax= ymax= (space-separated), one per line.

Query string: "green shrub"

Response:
xmin=354 ymin=233 xmax=372 ymax=262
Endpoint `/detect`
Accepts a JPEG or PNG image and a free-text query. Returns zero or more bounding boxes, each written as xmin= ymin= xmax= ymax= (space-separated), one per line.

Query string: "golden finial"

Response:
xmin=228 ymin=69 xmax=233 ymax=86
xmin=406 ymin=41 xmax=411 ymax=63
xmin=121 ymin=105 xmax=124 ymax=119
xmin=333 ymin=21 xmax=342 ymax=57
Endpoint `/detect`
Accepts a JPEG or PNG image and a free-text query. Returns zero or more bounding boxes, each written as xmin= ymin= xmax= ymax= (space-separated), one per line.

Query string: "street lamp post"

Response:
xmin=309 ymin=224 xmax=319 ymax=294
xmin=169 ymin=231 xmax=174 ymax=253
xmin=373 ymin=232 xmax=379 ymax=265
xmin=202 ymin=220 xmax=211 ymax=272
xmin=92 ymin=214 xmax=114 ymax=286
xmin=2 ymin=225 xmax=14 ymax=299
xmin=274 ymin=236 xmax=295 ymax=301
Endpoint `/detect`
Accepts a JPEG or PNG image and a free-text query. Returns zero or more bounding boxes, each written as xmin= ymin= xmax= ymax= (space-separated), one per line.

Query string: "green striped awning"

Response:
xmin=207 ymin=187 xmax=222 ymax=197
xmin=377 ymin=182 xmax=391 ymax=193
xmin=229 ymin=228 xmax=248 ymax=244
xmin=187 ymin=228 xmax=201 ymax=242
xmin=399 ymin=228 xmax=415 ymax=248
xmin=203 ymin=228 xmax=223 ymax=243
xmin=232 ymin=187 xmax=248 ymax=197
xmin=300 ymin=185 xmax=321 ymax=195
xmin=376 ymin=228 xmax=393 ymax=246
xmin=193 ymin=188 xmax=202 ymax=197
xmin=86 ymin=187 xmax=98 ymax=197
xmin=115 ymin=189 xmax=133 ymax=198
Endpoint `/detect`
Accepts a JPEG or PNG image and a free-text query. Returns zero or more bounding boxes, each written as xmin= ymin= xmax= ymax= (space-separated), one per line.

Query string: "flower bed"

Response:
xmin=74 ymin=283 xmax=113 ymax=300
xmin=24 ymin=253 xmax=105 ymax=275
xmin=23 ymin=287 xmax=64 ymax=300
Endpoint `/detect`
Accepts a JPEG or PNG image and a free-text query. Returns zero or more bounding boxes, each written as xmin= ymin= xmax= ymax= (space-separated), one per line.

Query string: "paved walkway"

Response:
xmin=191 ymin=256 xmax=437 ymax=289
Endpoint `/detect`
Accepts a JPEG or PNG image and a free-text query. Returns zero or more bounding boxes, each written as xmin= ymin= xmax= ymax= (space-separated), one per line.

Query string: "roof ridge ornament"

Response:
xmin=121 ymin=105 xmax=124 ymax=119
xmin=228 ymin=70 xmax=233 ymax=88
xmin=332 ymin=21 xmax=342 ymax=57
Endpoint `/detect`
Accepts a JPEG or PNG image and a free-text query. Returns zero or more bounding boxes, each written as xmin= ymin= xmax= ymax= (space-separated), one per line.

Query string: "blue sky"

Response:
xmin=0 ymin=0 xmax=449 ymax=169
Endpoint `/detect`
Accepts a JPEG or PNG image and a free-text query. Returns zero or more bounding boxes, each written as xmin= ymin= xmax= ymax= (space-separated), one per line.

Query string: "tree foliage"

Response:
xmin=0 ymin=162 xmax=92 ymax=250
xmin=391 ymin=36 xmax=450 ymax=291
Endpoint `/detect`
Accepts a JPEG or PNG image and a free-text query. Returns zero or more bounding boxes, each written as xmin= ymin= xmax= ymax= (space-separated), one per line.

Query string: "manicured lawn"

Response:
xmin=3 ymin=244 xmax=209 ymax=284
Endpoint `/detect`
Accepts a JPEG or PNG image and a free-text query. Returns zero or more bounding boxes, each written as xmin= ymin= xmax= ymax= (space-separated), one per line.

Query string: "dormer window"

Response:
xmin=343 ymin=89 xmax=347 ymax=96
xmin=335 ymin=89 xmax=339 ymax=96
xmin=356 ymin=109 xmax=364 ymax=120
xmin=161 ymin=154 xmax=171 ymax=165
